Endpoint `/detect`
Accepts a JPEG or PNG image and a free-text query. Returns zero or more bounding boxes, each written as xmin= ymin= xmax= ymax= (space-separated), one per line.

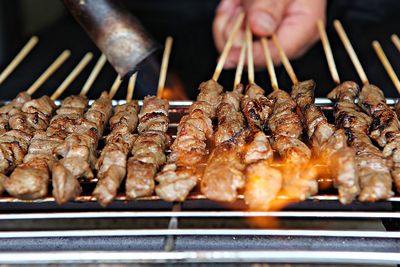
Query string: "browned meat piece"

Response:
xmin=328 ymin=81 xmax=393 ymax=201
xmin=22 ymin=95 xmax=56 ymax=120
xmin=359 ymin=84 xmax=400 ymax=147
xmin=244 ymin=161 xmax=282 ymax=210
xmin=396 ymin=102 xmax=400 ymax=119
xmin=52 ymin=160 xmax=83 ymax=205
xmin=155 ymin=163 xmax=198 ymax=202
xmin=156 ymin=80 xmax=223 ymax=201
xmin=56 ymin=95 xmax=88 ymax=116
xmin=201 ymin=142 xmax=245 ymax=202
xmin=0 ymin=130 xmax=32 ymax=173
xmin=0 ymin=116 xmax=8 ymax=134
xmin=215 ymin=85 xmax=245 ymax=145
xmin=138 ymin=96 xmax=169 ymax=133
xmin=0 ymin=92 xmax=31 ymax=115
xmin=169 ymin=109 xmax=213 ymax=166
xmin=110 ymin=102 xmax=139 ymax=132
xmin=84 ymin=91 xmax=112 ymax=136
xmin=241 ymin=84 xmax=273 ymax=132
xmin=241 ymin=131 xmax=273 ymax=165
xmin=292 ymin=80 xmax=359 ymax=203
xmin=5 ymin=154 xmax=54 ymax=199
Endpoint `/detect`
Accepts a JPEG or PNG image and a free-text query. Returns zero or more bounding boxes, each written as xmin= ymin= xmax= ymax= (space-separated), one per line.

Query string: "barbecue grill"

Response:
xmin=0 ymin=99 xmax=399 ymax=265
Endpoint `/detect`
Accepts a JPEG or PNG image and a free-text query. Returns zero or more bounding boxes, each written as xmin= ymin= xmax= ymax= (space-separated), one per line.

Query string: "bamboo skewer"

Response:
xmin=372 ymin=41 xmax=400 ymax=95
xmin=50 ymin=52 xmax=93 ymax=100
xmin=212 ymin=12 xmax=245 ymax=82
xmin=245 ymin=22 xmax=255 ymax=84
xmin=26 ymin=50 xmax=71 ymax=95
xmin=333 ymin=20 xmax=369 ymax=85
xmin=261 ymin=37 xmax=278 ymax=90
xmin=127 ymin=72 xmax=137 ymax=103
xmin=157 ymin=37 xmax=173 ymax=98
xmin=318 ymin=20 xmax=340 ymax=85
xmin=392 ymin=34 xmax=400 ymax=53
xmin=271 ymin=34 xmax=298 ymax=85
xmin=0 ymin=36 xmax=39 ymax=84
xmin=233 ymin=41 xmax=246 ymax=88
xmin=109 ymin=75 xmax=123 ymax=99
xmin=80 ymin=54 xmax=107 ymax=96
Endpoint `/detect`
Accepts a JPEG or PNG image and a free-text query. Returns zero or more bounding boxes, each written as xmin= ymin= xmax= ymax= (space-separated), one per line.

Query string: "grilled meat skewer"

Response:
xmin=358 ymin=84 xmax=400 ymax=192
xmin=201 ymin=84 xmax=246 ymax=202
xmin=0 ymin=92 xmax=31 ymax=134
xmin=328 ymin=81 xmax=393 ymax=201
xmin=126 ymin=96 xmax=170 ymax=199
xmin=291 ymin=80 xmax=359 ymax=204
xmin=5 ymin=95 xmax=88 ymax=199
xmin=93 ymin=101 xmax=139 ymax=206
xmin=267 ymin=88 xmax=317 ymax=200
xmin=52 ymin=92 xmax=112 ymax=204
xmin=155 ymin=79 xmax=223 ymax=202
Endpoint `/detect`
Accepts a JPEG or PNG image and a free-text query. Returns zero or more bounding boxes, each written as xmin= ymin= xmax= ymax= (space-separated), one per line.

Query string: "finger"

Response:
xmin=244 ymin=0 xmax=291 ymax=36
xmin=213 ymin=0 xmax=241 ymax=52
xmin=223 ymin=6 xmax=245 ymax=48
xmin=273 ymin=0 xmax=327 ymax=61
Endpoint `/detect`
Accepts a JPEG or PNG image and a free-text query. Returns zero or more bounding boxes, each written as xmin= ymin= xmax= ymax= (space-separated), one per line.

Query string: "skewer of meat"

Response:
xmin=200 ymin=40 xmax=247 ymax=202
xmin=260 ymin=36 xmax=317 ymax=201
xmin=0 ymin=50 xmax=71 ymax=194
xmin=271 ymin=24 xmax=359 ymax=204
xmin=93 ymin=73 xmax=139 ymax=206
xmin=52 ymin=74 xmax=118 ymax=204
xmin=0 ymin=50 xmax=70 ymax=135
xmin=155 ymin=13 xmax=244 ymax=202
xmin=371 ymin=40 xmax=400 ymax=192
xmin=325 ymin=21 xmax=393 ymax=201
xmin=125 ymin=37 xmax=171 ymax=200
xmin=4 ymin=53 xmax=94 ymax=199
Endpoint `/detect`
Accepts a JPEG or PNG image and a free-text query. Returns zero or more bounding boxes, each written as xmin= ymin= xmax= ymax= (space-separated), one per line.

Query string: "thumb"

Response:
xmin=245 ymin=0 xmax=290 ymax=36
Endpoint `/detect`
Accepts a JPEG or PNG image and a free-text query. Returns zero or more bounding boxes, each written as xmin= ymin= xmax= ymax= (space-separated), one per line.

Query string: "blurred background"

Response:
xmin=0 ymin=0 xmax=399 ymax=100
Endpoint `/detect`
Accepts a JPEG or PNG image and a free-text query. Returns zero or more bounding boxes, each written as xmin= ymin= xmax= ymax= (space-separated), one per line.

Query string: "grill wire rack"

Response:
xmin=0 ymin=98 xmax=399 ymax=265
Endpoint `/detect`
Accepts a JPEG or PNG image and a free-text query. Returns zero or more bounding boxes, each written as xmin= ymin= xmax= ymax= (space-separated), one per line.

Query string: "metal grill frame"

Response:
xmin=0 ymin=98 xmax=399 ymax=265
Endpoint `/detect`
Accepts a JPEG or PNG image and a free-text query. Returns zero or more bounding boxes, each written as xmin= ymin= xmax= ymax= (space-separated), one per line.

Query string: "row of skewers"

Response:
xmin=0 ymin=17 xmax=400 ymax=209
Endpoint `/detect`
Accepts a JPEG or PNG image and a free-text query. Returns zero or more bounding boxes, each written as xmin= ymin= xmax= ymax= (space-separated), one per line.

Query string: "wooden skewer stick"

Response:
xmin=317 ymin=20 xmax=340 ymax=85
xmin=233 ymin=41 xmax=246 ymax=89
xmin=245 ymin=22 xmax=255 ymax=84
xmin=26 ymin=50 xmax=71 ymax=95
xmin=212 ymin=12 xmax=245 ymax=82
xmin=109 ymin=75 xmax=123 ymax=99
xmin=392 ymin=34 xmax=400 ymax=53
xmin=271 ymin=34 xmax=298 ymax=85
xmin=261 ymin=37 xmax=278 ymax=91
xmin=80 ymin=54 xmax=107 ymax=96
xmin=157 ymin=37 xmax=173 ymax=98
xmin=50 ymin=52 xmax=93 ymax=100
xmin=333 ymin=20 xmax=369 ymax=85
xmin=0 ymin=36 xmax=39 ymax=84
xmin=127 ymin=72 xmax=137 ymax=103
xmin=373 ymin=40 xmax=400 ymax=95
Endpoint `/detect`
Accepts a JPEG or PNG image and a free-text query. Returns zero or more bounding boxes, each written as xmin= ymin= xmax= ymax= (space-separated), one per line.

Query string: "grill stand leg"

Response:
xmin=163 ymin=203 xmax=180 ymax=251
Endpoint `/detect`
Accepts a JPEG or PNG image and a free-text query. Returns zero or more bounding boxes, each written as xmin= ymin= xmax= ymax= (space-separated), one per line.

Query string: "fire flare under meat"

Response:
xmin=291 ymin=80 xmax=359 ymax=204
xmin=327 ymin=81 xmax=393 ymax=201
xmin=155 ymin=79 xmax=223 ymax=202
xmin=93 ymin=101 xmax=139 ymax=206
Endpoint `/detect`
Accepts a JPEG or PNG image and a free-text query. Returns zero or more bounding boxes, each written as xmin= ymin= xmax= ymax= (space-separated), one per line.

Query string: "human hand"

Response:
xmin=213 ymin=0 xmax=327 ymax=69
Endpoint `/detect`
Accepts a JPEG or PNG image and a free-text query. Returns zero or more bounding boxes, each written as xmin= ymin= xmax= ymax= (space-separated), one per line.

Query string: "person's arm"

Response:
xmin=213 ymin=0 xmax=327 ymax=69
